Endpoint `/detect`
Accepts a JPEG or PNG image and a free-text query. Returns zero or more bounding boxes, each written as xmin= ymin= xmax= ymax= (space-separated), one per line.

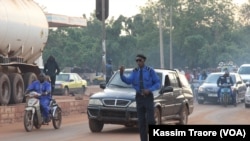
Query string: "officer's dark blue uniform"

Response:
xmin=120 ymin=65 xmax=160 ymax=141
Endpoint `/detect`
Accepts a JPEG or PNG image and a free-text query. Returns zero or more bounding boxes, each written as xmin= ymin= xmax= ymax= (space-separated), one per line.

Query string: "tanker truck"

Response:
xmin=0 ymin=0 xmax=49 ymax=105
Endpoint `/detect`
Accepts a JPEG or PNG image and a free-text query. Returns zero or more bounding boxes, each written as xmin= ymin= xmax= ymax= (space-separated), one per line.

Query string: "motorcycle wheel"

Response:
xmin=222 ymin=93 xmax=228 ymax=107
xmin=52 ymin=107 xmax=62 ymax=129
xmin=33 ymin=114 xmax=41 ymax=129
xmin=24 ymin=110 xmax=34 ymax=132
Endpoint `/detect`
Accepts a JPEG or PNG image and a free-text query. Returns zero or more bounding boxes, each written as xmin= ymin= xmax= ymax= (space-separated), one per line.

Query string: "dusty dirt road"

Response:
xmin=189 ymin=102 xmax=250 ymax=124
xmin=1 ymin=101 xmax=250 ymax=141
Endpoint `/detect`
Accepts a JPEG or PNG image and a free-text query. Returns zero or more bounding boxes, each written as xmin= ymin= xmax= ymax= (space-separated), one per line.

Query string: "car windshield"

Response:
xmin=108 ymin=70 xmax=162 ymax=88
xmin=56 ymin=74 xmax=70 ymax=81
xmin=108 ymin=71 xmax=133 ymax=88
xmin=204 ymin=73 xmax=236 ymax=84
xmin=238 ymin=66 xmax=250 ymax=74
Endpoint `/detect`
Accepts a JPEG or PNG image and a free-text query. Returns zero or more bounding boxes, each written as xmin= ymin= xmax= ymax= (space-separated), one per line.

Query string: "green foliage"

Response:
xmin=43 ymin=0 xmax=250 ymax=72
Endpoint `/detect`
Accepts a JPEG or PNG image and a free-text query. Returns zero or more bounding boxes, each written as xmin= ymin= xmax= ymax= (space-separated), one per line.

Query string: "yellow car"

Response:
xmin=54 ymin=73 xmax=87 ymax=95
xmin=92 ymin=75 xmax=105 ymax=85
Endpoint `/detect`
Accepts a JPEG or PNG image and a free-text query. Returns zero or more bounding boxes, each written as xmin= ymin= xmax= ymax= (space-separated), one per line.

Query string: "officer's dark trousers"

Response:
xmin=136 ymin=93 xmax=155 ymax=141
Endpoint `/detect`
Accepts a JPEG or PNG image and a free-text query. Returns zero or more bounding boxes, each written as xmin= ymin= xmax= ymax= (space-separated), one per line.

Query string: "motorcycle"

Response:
xmin=23 ymin=92 xmax=62 ymax=132
xmin=219 ymin=83 xmax=234 ymax=107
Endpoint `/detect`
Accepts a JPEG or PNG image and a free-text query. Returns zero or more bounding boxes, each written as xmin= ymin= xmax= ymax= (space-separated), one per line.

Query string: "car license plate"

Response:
xmin=55 ymin=85 xmax=61 ymax=89
xmin=208 ymin=93 xmax=217 ymax=97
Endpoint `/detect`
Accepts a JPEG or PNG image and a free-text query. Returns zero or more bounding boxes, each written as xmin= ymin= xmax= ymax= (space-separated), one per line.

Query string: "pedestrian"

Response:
xmin=119 ymin=54 xmax=161 ymax=141
xmin=43 ymin=55 xmax=60 ymax=96
xmin=106 ymin=58 xmax=114 ymax=83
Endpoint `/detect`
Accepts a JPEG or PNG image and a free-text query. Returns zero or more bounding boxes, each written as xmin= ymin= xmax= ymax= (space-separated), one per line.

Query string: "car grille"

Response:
xmin=101 ymin=109 xmax=126 ymax=118
xmin=88 ymin=107 xmax=137 ymax=118
xmin=102 ymin=99 xmax=131 ymax=107
xmin=206 ymin=87 xmax=218 ymax=93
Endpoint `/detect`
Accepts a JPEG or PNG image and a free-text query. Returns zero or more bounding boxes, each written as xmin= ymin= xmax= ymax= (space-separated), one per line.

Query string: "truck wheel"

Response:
xmin=89 ymin=119 xmax=104 ymax=132
xmin=0 ymin=73 xmax=11 ymax=105
xmin=9 ymin=73 xmax=25 ymax=104
xmin=23 ymin=73 xmax=37 ymax=102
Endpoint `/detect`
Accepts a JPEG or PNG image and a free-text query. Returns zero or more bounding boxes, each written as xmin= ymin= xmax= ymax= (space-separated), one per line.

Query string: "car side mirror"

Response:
xmin=99 ymin=82 xmax=106 ymax=89
xmin=69 ymin=79 xmax=74 ymax=82
xmin=159 ymin=86 xmax=173 ymax=94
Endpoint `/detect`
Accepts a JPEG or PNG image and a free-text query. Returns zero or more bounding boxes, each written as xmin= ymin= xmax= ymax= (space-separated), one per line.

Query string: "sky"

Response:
xmin=34 ymin=0 xmax=149 ymax=19
xmin=34 ymin=0 xmax=248 ymax=19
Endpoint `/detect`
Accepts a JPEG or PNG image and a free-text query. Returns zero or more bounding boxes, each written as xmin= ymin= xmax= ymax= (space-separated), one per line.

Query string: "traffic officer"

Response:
xmin=119 ymin=54 xmax=161 ymax=141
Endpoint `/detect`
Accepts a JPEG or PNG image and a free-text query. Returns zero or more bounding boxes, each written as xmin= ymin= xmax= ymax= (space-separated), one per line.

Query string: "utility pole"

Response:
xmin=169 ymin=4 xmax=173 ymax=69
xmin=101 ymin=0 xmax=106 ymax=81
xmin=159 ymin=7 xmax=164 ymax=69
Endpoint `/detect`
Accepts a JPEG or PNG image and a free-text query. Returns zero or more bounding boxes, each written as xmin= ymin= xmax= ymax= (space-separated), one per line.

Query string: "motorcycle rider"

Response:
xmin=217 ymin=68 xmax=234 ymax=104
xmin=25 ymin=73 xmax=52 ymax=123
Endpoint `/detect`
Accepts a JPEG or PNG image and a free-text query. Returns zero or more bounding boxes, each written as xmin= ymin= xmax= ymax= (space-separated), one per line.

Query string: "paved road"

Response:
xmin=0 ymin=102 xmax=250 ymax=141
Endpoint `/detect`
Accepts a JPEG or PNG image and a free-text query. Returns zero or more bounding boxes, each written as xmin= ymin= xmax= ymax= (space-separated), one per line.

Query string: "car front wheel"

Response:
xmin=177 ymin=105 xmax=188 ymax=125
xmin=154 ymin=108 xmax=161 ymax=125
xmin=89 ymin=119 xmax=104 ymax=132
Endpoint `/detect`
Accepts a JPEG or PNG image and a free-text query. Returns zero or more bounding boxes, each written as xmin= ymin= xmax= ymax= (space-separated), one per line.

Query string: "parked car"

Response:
xmin=54 ymin=73 xmax=87 ymax=95
xmin=87 ymin=68 xmax=194 ymax=132
xmin=197 ymin=72 xmax=246 ymax=104
xmin=237 ymin=64 xmax=250 ymax=83
xmin=92 ymin=74 xmax=105 ymax=85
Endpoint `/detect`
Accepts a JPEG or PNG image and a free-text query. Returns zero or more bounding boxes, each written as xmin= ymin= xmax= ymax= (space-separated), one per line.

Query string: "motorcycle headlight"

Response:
xmin=27 ymin=98 xmax=39 ymax=106
xmin=88 ymin=99 xmax=103 ymax=106
xmin=128 ymin=101 xmax=136 ymax=108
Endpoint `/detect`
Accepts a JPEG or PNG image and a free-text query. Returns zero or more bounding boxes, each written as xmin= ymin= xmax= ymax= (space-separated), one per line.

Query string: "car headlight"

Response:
xmin=88 ymin=99 xmax=103 ymax=105
xmin=198 ymin=87 xmax=205 ymax=93
xmin=128 ymin=101 xmax=136 ymax=108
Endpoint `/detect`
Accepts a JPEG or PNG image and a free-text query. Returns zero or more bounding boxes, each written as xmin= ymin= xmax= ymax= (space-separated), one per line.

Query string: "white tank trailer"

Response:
xmin=0 ymin=0 xmax=49 ymax=105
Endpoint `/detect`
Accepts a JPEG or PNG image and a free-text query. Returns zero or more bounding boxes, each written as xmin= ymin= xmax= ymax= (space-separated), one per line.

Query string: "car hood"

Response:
xmin=239 ymin=74 xmax=250 ymax=80
xmin=200 ymin=83 xmax=219 ymax=91
xmin=200 ymin=82 xmax=236 ymax=89
xmin=90 ymin=87 xmax=136 ymax=100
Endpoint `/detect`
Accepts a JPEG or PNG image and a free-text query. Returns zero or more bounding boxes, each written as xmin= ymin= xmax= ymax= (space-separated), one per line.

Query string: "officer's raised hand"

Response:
xmin=120 ymin=66 xmax=125 ymax=75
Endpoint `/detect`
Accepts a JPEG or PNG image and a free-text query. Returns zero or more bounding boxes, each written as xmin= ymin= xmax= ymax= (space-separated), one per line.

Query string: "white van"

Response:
xmin=237 ymin=64 xmax=250 ymax=83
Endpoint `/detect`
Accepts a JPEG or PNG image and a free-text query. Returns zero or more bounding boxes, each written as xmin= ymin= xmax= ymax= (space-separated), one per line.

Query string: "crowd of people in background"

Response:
xmin=179 ymin=66 xmax=238 ymax=84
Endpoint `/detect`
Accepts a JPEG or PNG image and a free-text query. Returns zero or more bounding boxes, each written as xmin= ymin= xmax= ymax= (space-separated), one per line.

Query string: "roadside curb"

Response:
xmin=0 ymin=85 xmax=102 ymax=126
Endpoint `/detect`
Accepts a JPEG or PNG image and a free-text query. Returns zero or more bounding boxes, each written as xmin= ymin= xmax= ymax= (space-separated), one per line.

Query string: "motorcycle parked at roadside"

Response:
xmin=219 ymin=83 xmax=235 ymax=107
xmin=23 ymin=92 xmax=62 ymax=132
